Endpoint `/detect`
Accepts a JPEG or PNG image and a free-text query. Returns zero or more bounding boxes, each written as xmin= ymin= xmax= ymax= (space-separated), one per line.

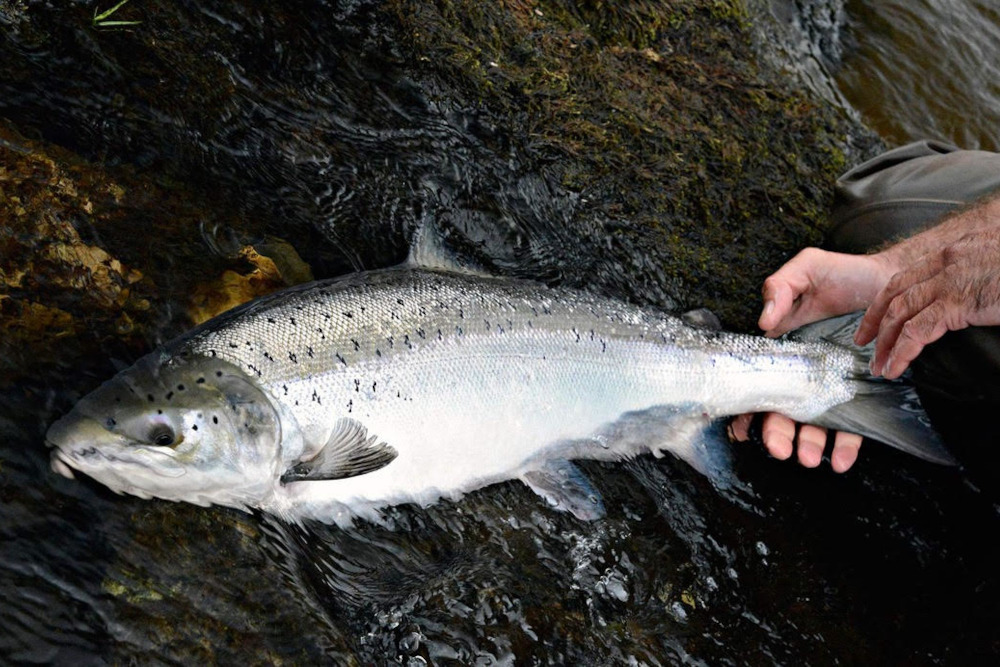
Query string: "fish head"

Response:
xmin=46 ymin=352 xmax=282 ymax=510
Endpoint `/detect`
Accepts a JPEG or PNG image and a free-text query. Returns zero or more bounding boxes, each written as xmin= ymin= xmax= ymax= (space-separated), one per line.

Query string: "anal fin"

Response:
xmin=580 ymin=405 xmax=735 ymax=490
xmin=521 ymin=459 xmax=606 ymax=521
xmin=281 ymin=418 xmax=397 ymax=483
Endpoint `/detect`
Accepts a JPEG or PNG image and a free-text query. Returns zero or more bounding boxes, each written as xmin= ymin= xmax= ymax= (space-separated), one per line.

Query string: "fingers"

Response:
xmin=730 ymin=412 xmax=864 ymax=472
xmin=795 ymin=424 xmax=826 ymax=468
xmin=857 ymin=260 xmax=961 ymax=378
xmin=728 ymin=413 xmax=754 ymax=441
xmin=759 ymin=274 xmax=803 ymax=336
xmin=759 ymin=248 xmax=829 ymax=336
xmin=855 ymin=255 xmax=943 ymax=346
xmin=879 ymin=303 xmax=951 ymax=379
xmin=830 ymin=431 xmax=863 ymax=473
xmin=760 ymin=413 xmax=795 ymax=460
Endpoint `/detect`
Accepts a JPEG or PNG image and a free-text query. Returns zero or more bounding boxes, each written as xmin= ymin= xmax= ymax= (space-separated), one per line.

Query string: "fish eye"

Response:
xmin=148 ymin=424 xmax=176 ymax=447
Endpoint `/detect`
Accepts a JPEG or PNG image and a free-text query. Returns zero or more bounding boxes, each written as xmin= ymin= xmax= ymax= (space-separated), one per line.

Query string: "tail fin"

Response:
xmin=788 ymin=313 xmax=957 ymax=466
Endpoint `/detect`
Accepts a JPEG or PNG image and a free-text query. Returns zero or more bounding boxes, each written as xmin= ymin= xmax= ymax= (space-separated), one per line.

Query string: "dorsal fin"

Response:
xmin=405 ymin=223 xmax=491 ymax=276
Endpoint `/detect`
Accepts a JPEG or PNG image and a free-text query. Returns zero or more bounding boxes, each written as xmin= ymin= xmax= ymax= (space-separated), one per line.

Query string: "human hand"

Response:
xmin=729 ymin=413 xmax=864 ymax=473
xmin=759 ymin=247 xmax=896 ymax=337
xmin=733 ymin=246 xmax=884 ymax=472
xmin=856 ymin=228 xmax=1000 ymax=379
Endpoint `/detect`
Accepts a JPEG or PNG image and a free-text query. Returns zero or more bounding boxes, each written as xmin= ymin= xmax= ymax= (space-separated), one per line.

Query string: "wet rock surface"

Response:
xmin=2 ymin=1 xmax=996 ymax=664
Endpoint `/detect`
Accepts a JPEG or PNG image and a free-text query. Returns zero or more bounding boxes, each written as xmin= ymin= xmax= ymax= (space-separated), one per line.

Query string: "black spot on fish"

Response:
xmin=216 ymin=371 xmax=223 ymax=377
xmin=312 ymin=390 xmax=321 ymax=404
xmin=264 ymin=351 xmax=274 ymax=362
xmin=289 ymin=352 xmax=298 ymax=364
xmin=404 ymin=335 xmax=412 ymax=349
xmin=177 ymin=384 xmax=185 ymax=391
xmin=210 ymin=349 xmax=217 ymax=357
xmin=387 ymin=336 xmax=394 ymax=348
xmin=166 ymin=391 xmax=174 ymax=400
xmin=106 ymin=417 xmax=116 ymax=428
xmin=372 ymin=381 xmax=377 ymax=392
xmin=375 ymin=348 xmax=382 ymax=357
xmin=229 ymin=342 xmax=238 ymax=349
xmin=307 ymin=346 xmax=314 ymax=358
xmin=157 ymin=409 xmax=163 ymax=415
xmin=416 ymin=328 xmax=426 ymax=339
xmin=397 ymin=298 xmax=404 ymax=306
xmin=147 ymin=394 xmax=155 ymax=403
xmin=282 ymin=384 xmax=288 ymax=395
xmin=336 ymin=352 xmax=346 ymax=366
xmin=197 ymin=377 xmax=205 ymax=384
xmin=354 ymin=379 xmax=360 ymax=392
xmin=343 ymin=311 xmax=353 ymax=319
xmin=351 ymin=338 xmax=360 ymax=351
xmin=290 ymin=317 xmax=297 ymax=326
xmin=192 ymin=424 xmax=198 ymax=431
xmin=347 ymin=399 xmax=353 ymax=413
xmin=213 ymin=416 xmax=218 ymax=424
xmin=267 ymin=317 xmax=275 ymax=324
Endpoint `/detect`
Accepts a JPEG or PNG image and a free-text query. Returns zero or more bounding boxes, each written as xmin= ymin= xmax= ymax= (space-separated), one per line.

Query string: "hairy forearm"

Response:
xmin=879 ymin=189 xmax=1000 ymax=270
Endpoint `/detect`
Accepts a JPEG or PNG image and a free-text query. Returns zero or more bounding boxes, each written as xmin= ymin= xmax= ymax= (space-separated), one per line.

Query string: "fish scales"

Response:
xmin=170 ymin=269 xmax=852 ymax=519
xmin=51 ymin=267 xmax=931 ymax=526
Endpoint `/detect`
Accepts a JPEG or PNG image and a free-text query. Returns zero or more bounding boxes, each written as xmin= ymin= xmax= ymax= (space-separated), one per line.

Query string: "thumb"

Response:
xmin=759 ymin=280 xmax=798 ymax=335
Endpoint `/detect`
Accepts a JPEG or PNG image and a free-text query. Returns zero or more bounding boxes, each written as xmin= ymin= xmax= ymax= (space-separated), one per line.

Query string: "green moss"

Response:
xmin=384 ymin=0 xmax=865 ymax=328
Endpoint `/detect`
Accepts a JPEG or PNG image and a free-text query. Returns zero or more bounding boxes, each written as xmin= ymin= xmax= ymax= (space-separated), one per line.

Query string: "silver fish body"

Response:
xmin=47 ymin=268 xmax=927 ymax=525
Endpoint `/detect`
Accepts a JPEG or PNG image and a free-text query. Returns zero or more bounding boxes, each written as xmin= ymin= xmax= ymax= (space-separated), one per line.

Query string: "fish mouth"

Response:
xmin=46 ymin=414 xmax=186 ymax=480
xmin=50 ymin=448 xmax=77 ymax=479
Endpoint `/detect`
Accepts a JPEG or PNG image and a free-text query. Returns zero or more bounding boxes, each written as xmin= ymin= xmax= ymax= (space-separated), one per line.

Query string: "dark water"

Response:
xmin=836 ymin=0 xmax=1000 ymax=150
xmin=3 ymin=1 xmax=1000 ymax=664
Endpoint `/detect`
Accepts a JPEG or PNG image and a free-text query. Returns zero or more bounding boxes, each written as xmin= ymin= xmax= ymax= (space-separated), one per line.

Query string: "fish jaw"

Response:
xmin=47 ymin=411 xmax=191 ymax=499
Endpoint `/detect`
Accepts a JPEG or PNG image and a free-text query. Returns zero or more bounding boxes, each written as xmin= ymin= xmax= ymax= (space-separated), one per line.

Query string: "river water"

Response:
xmin=836 ymin=0 xmax=1000 ymax=151
xmin=2 ymin=1 xmax=1000 ymax=664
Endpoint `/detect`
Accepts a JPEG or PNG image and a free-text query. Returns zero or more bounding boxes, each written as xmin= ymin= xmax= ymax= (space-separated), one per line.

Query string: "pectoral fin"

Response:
xmin=280 ymin=418 xmax=397 ymax=483
xmin=520 ymin=459 xmax=606 ymax=521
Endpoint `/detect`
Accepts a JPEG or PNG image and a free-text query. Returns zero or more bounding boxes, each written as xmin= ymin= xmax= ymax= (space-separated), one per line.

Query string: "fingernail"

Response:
xmin=883 ymin=352 xmax=896 ymax=377
xmin=761 ymin=300 xmax=774 ymax=325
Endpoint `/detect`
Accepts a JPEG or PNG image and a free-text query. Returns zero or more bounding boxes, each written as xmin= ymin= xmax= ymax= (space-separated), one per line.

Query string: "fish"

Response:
xmin=46 ymin=267 xmax=954 ymax=525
